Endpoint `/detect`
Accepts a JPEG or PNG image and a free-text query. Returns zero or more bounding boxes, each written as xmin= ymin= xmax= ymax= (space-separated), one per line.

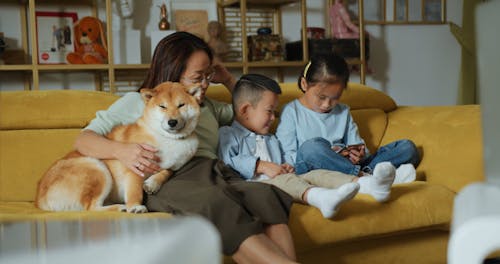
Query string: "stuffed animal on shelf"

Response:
xmin=66 ymin=16 xmax=108 ymax=64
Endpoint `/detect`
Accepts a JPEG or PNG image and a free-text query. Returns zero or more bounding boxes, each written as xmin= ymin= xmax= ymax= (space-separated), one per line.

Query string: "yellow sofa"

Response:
xmin=0 ymin=83 xmax=484 ymax=263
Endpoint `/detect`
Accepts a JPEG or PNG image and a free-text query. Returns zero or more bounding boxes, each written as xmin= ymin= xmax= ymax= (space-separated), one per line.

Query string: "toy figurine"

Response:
xmin=207 ymin=21 xmax=229 ymax=60
xmin=66 ymin=17 xmax=108 ymax=64
xmin=329 ymin=0 xmax=360 ymax=39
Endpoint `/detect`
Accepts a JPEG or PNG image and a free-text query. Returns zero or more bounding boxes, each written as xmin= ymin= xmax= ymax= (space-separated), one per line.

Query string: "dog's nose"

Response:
xmin=168 ymin=119 xmax=178 ymax=128
xmin=82 ymin=32 xmax=87 ymax=37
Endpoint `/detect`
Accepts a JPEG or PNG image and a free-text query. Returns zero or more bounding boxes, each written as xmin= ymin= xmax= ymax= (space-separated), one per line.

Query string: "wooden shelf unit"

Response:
xmin=217 ymin=0 xmax=308 ymax=82
xmin=0 ymin=0 xmax=144 ymax=93
xmin=1 ymin=0 xmax=369 ymax=91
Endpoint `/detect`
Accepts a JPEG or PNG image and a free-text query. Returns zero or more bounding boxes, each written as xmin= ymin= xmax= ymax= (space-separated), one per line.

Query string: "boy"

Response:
xmin=218 ymin=74 xmax=396 ymax=218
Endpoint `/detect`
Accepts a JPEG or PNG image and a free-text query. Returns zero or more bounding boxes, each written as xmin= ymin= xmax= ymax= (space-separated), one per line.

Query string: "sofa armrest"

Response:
xmin=381 ymin=105 xmax=484 ymax=193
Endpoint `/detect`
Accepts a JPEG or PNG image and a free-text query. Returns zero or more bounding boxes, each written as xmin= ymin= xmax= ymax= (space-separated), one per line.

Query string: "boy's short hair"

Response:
xmin=232 ymin=74 xmax=282 ymax=112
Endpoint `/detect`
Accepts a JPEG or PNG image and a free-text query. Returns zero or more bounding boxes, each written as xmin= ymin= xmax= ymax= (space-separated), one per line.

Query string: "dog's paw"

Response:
xmin=127 ymin=205 xmax=148 ymax=214
xmin=143 ymin=179 xmax=161 ymax=194
xmin=118 ymin=205 xmax=127 ymax=212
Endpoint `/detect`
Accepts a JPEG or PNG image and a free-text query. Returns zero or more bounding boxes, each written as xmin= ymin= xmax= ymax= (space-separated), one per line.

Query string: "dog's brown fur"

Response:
xmin=36 ymin=82 xmax=201 ymax=213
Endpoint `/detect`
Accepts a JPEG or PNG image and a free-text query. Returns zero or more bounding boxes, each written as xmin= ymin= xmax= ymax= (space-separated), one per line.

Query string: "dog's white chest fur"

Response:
xmin=155 ymin=133 xmax=198 ymax=171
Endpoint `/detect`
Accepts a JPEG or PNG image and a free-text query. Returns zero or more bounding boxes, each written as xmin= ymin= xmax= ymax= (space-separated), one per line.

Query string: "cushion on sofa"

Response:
xmin=381 ymin=105 xmax=484 ymax=192
xmin=290 ymin=182 xmax=454 ymax=253
xmin=0 ymin=201 xmax=172 ymax=221
xmin=0 ymin=129 xmax=80 ymax=201
xmin=351 ymin=109 xmax=387 ymax=153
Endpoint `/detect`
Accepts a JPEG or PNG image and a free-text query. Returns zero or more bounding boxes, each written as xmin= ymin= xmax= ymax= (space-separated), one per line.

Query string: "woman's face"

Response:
xmin=300 ymin=78 xmax=345 ymax=113
xmin=180 ymin=50 xmax=213 ymax=103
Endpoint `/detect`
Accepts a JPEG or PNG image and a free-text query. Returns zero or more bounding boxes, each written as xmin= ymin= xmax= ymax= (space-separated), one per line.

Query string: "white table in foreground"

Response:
xmin=448 ymin=183 xmax=500 ymax=264
xmin=0 ymin=216 xmax=221 ymax=264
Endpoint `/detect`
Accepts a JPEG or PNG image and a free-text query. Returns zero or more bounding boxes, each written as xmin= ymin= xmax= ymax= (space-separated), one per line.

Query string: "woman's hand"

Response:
xmin=114 ymin=143 xmax=161 ymax=177
xmin=211 ymin=58 xmax=236 ymax=91
xmin=75 ymin=130 xmax=161 ymax=177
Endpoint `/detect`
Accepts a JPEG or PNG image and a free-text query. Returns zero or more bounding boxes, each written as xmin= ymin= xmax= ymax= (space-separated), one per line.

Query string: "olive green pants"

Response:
xmin=145 ymin=157 xmax=293 ymax=255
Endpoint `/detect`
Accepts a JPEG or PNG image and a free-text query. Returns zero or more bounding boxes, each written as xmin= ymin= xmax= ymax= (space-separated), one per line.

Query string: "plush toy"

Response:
xmin=66 ymin=16 xmax=108 ymax=64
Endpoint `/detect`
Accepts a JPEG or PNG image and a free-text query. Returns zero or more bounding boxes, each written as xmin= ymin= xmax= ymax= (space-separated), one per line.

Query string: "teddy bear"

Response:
xmin=66 ymin=16 xmax=108 ymax=64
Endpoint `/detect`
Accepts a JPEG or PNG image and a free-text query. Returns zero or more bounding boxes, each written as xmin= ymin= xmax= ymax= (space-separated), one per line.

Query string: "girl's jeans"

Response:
xmin=295 ymin=137 xmax=421 ymax=176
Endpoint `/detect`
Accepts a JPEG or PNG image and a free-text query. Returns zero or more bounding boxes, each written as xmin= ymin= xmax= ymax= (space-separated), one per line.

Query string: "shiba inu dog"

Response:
xmin=36 ymin=82 xmax=202 ymax=213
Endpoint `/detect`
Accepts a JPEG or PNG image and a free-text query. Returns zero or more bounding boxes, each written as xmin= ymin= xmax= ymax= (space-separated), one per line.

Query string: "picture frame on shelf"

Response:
xmin=173 ymin=9 xmax=209 ymax=41
xmin=424 ymin=0 xmax=443 ymax=22
xmin=170 ymin=1 xmax=217 ymax=41
xmin=35 ymin=11 xmax=78 ymax=64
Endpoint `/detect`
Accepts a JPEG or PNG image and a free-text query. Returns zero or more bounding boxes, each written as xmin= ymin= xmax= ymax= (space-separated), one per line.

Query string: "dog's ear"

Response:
xmin=185 ymin=85 xmax=203 ymax=104
xmin=140 ymin=88 xmax=156 ymax=103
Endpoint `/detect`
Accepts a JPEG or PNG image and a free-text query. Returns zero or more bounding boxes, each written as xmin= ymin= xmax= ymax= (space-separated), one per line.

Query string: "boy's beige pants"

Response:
xmin=260 ymin=169 xmax=356 ymax=202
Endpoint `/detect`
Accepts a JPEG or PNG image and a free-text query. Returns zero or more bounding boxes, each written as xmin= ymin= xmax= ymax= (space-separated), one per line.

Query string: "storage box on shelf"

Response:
xmin=285 ymin=37 xmax=370 ymax=62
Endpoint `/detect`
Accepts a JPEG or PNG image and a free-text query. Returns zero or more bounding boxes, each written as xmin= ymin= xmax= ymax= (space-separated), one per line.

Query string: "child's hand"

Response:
xmin=347 ymin=145 xmax=366 ymax=164
xmin=256 ymin=160 xmax=284 ymax=178
xmin=332 ymin=145 xmax=350 ymax=157
xmin=281 ymin=163 xmax=295 ymax=174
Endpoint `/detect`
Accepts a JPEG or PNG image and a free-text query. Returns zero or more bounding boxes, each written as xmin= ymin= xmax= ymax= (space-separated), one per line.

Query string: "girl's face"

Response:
xmin=241 ymin=91 xmax=279 ymax=135
xmin=180 ymin=50 xmax=213 ymax=103
xmin=299 ymin=78 xmax=345 ymax=113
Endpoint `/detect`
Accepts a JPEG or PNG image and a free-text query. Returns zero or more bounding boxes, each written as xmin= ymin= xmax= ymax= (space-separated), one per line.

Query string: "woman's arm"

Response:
xmin=75 ymin=130 xmax=160 ymax=177
xmin=75 ymin=93 xmax=160 ymax=176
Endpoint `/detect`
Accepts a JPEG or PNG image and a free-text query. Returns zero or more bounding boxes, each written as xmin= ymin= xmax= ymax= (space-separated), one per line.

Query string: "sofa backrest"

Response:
xmin=0 ymin=83 xmax=395 ymax=202
xmin=0 ymin=90 xmax=119 ymax=202
xmin=207 ymin=82 xmax=396 ymax=154
xmin=206 ymin=82 xmax=397 ymax=112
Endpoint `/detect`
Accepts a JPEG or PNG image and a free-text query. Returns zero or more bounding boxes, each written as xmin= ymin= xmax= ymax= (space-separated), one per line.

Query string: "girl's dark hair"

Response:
xmin=140 ymin=32 xmax=214 ymax=90
xmin=297 ymin=54 xmax=350 ymax=92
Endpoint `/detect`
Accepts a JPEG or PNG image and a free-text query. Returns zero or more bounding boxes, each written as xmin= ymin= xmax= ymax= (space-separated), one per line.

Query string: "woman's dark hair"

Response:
xmin=297 ymin=54 xmax=350 ymax=92
xmin=140 ymin=31 xmax=214 ymax=90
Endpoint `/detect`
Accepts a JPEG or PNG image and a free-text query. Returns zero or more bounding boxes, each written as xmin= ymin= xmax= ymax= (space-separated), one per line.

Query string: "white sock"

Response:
xmin=306 ymin=182 xmax=360 ymax=218
xmin=394 ymin=164 xmax=416 ymax=184
xmin=358 ymin=162 xmax=396 ymax=202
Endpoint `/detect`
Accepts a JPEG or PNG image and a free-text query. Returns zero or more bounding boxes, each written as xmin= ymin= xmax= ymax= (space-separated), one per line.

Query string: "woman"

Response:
xmin=74 ymin=32 xmax=297 ymax=263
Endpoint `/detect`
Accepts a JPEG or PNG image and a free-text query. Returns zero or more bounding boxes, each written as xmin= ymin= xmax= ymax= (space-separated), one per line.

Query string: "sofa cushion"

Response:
xmin=0 ymin=90 xmax=119 ymax=130
xmin=381 ymin=105 xmax=484 ymax=192
xmin=351 ymin=109 xmax=387 ymax=153
xmin=1 ymin=181 xmax=453 ymax=255
xmin=289 ymin=181 xmax=453 ymax=253
xmin=0 ymin=201 xmax=172 ymax=221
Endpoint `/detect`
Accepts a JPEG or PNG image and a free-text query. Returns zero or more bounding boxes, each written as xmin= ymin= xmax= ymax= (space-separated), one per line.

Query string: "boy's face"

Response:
xmin=241 ymin=90 xmax=279 ymax=135
xmin=300 ymin=81 xmax=344 ymax=113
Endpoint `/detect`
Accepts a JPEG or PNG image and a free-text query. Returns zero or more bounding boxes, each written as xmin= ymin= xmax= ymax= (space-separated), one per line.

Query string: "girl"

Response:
xmin=276 ymin=54 xmax=421 ymax=198
xmin=75 ymin=32 xmax=298 ymax=264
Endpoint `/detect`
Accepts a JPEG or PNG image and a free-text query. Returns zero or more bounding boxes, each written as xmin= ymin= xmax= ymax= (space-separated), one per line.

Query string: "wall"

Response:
xmin=280 ymin=0 xmax=463 ymax=106
xmin=0 ymin=0 xmax=464 ymax=106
